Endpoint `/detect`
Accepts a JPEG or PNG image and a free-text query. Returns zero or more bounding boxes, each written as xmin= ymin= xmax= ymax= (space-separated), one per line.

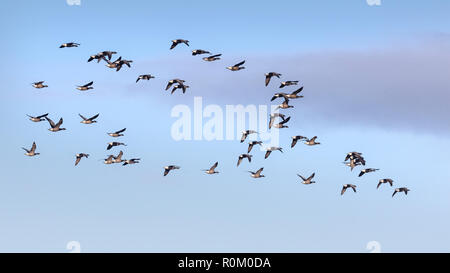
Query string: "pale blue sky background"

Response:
xmin=0 ymin=0 xmax=449 ymax=252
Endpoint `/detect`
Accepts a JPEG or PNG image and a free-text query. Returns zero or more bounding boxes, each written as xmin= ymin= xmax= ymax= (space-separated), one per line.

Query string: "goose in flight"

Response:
xmin=249 ymin=167 xmax=265 ymax=178
xmin=279 ymin=81 xmax=298 ymax=88
xmin=170 ymin=39 xmax=189 ymax=50
xmin=22 ymin=142 xmax=39 ymax=157
xmin=343 ymin=159 xmax=362 ymax=171
xmin=103 ymin=155 xmax=115 ymax=165
xmin=265 ymin=72 xmax=282 ymax=86
xmin=203 ymin=54 xmax=222 ymax=62
xmin=27 ymin=113 xmax=48 ymax=122
xmin=272 ymin=116 xmax=291 ymax=129
xmin=377 ymin=178 xmax=394 ymax=189
xmin=341 ymin=184 xmax=357 ymax=195
xmin=113 ymin=150 xmax=125 ymax=164
xmin=344 ymin=152 xmax=366 ymax=166
xmin=285 ymin=86 xmax=304 ymax=99
xmin=275 ymin=98 xmax=294 ymax=110
xmin=89 ymin=51 xmax=117 ymax=62
xmin=192 ymin=49 xmax=210 ymax=55
xmin=392 ymin=187 xmax=410 ymax=197
xmin=76 ymin=81 xmax=94 ymax=91
xmin=203 ymin=162 xmax=219 ymax=174
xmin=45 ymin=117 xmax=66 ymax=132
xmin=107 ymin=142 xmax=126 ymax=150
xmin=305 ymin=136 xmax=320 ymax=146
xmin=291 ymin=135 xmax=308 ymax=148
xmin=115 ymin=59 xmax=133 ymax=71
xmin=344 ymin=152 xmax=363 ymax=162
xmin=136 ymin=74 xmax=155 ymax=83
xmin=237 ymin=154 xmax=252 ymax=167
xmin=108 ymin=128 xmax=126 ymax=137
xmin=75 ymin=153 xmax=89 ymax=166
xmin=31 ymin=81 xmax=48 ymax=89
xmin=226 ymin=60 xmax=245 ymax=71
xmin=240 ymin=130 xmax=257 ymax=143
xmin=79 ymin=113 xmax=99 ymax=124
xmin=87 ymin=53 xmax=104 ymax=63
xmin=269 ymin=113 xmax=286 ymax=129
xmin=248 ymin=141 xmax=263 ymax=153
xmin=297 ymin=172 xmax=316 ymax=184
xmin=265 ymin=147 xmax=283 ymax=159
xmin=165 ymin=79 xmax=185 ymax=91
xmin=164 ymin=165 xmax=180 ymax=176
xmin=270 ymin=92 xmax=288 ymax=101
xmin=171 ymin=83 xmax=190 ymax=94
xmin=105 ymin=56 xmax=122 ymax=69
xmin=358 ymin=168 xmax=379 ymax=177
xmin=59 ymin=42 xmax=80 ymax=48
xmin=123 ymin=158 xmax=140 ymax=166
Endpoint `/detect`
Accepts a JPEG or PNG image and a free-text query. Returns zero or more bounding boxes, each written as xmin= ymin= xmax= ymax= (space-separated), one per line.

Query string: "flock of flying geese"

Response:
xmin=25 ymin=39 xmax=410 ymax=198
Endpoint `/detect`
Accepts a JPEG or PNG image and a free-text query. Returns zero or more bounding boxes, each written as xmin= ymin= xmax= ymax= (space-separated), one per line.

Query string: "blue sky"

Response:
xmin=0 ymin=0 xmax=450 ymax=252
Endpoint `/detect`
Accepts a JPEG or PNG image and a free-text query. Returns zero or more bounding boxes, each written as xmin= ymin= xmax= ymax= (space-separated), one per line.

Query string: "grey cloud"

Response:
xmin=126 ymin=36 xmax=450 ymax=135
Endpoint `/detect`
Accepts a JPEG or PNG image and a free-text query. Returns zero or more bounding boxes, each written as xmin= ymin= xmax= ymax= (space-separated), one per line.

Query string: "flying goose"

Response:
xmin=136 ymin=74 xmax=155 ymax=83
xmin=27 ymin=113 xmax=48 ymax=122
xmin=248 ymin=141 xmax=263 ymax=153
xmin=291 ymin=135 xmax=308 ymax=148
xmin=344 ymin=159 xmax=362 ymax=171
xmin=165 ymin=79 xmax=185 ymax=90
xmin=76 ymin=81 xmax=94 ymax=91
xmin=269 ymin=113 xmax=286 ymax=129
xmin=264 ymin=147 xmax=283 ymax=159
xmin=226 ymin=60 xmax=245 ymax=71
xmin=45 ymin=117 xmax=66 ymax=132
xmin=344 ymin=152 xmax=363 ymax=162
xmin=285 ymin=86 xmax=304 ymax=99
xmin=279 ymin=81 xmax=298 ymax=88
xmin=171 ymin=83 xmax=190 ymax=94
xmin=75 ymin=153 xmax=89 ymax=166
xmin=170 ymin=39 xmax=189 ymax=50
xmin=79 ymin=113 xmax=99 ymax=124
xmin=164 ymin=165 xmax=180 ymax=176
xmin=377 ymin=178 xmax=394 ymax=189
xmin=304 ymin=136 xmax=320 ymax=146
xmin=392 ymin=187 xmax=410 ymax=197
xmin=105 ymin=56 xmax=122 ymax=69
xmin=108 ymin=128 xmax=126 ymax=137
xmin=107 ymin=142 xmax=126 ymax=150
xmin=358 ymin=168 xmax=380 ymax=177
xmin=103 ymin=155 xmax=115 ymax=165
xmin=270 ymin=92 xmax=288 ymax=101
xmin=59 ymin=42 xmax=80 ymax=48
xmin=31 ymin=81 xmax=48 ymax=89
xmin=237 ymin=154 xmax=252 ymax=167
xmin=240 ymin=130 xmax=257 ymax=143
xmin=275 ymin=98 xmax=294 ymax=110
xmin=297 ymin=172 xmax=316 ymax=184
xmin=123 ymin=158 xmax=140 ymax=166
xmin=249 ymin=167 xmax=265 ymax=178
xmin=192 ymin=49 xmax=210 ymax=55
xmin=265 ymin=72 xmax=282 ymax=86
xmin=203 ymin=162 xmax=219 ymax=174
xmin=115 ymin=59 xmax=133 ymax=71
xmin=22 ymin=142 xmax=39 ymax=156
xmin=272 ymin=116 xmax=291 ymax=129
xmin=113 ymin=150 xmax=125 ymax=164
xmin=88 ymin=51 xmax=117 ymax=62
xmin=203 ymin=54 xmax=222 ymax=62
xmin=341 ymin=184 xmax=357 ymax=195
